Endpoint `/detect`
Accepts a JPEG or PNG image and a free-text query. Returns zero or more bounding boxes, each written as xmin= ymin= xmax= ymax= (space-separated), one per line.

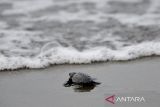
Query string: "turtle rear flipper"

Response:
xmin=92 ymin=81 xmax=101 ymax=85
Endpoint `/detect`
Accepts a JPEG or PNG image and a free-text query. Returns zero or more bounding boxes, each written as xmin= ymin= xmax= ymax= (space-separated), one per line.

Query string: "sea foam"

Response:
xmin=0 ymin=0 xmax=160 ymax=70
xmin=0 ymin=41 xmax=160 ymax=70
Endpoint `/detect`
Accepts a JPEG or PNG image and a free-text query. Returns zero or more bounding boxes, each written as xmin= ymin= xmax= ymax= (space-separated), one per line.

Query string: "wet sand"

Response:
xmin=0 ymin=57 xmax=160 ymax=107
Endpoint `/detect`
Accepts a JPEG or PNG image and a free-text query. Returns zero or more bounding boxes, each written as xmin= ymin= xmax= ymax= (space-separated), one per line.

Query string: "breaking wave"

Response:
xmin=0 ymin=0 xmax=160 ymax=70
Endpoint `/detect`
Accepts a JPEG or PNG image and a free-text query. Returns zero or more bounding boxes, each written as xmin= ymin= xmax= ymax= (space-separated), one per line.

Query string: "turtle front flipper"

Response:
xmin=63 ymin=78 xmax=73 ymax=87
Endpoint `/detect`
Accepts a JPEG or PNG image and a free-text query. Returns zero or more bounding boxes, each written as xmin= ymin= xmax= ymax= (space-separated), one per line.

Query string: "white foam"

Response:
xmin=3 ymin=0 xmax=54 ymax=15
xmin=0 ymin=21 xmax=8 ymax=29
xmin=19 ymin=10 xmax=107 ymax=23
xmin=146 ymin=0 xmax=160 ymax=13
xmin=1 ymin=0 xmax=160 ymax=70
xmin=0 ymin=42 xmax=160 ymax=70
xmin=3 ymin=0 xmax=160 ymax=25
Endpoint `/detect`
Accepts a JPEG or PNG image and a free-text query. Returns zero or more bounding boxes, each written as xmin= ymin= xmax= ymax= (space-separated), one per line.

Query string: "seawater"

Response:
xmin=0 ymin=0 xmax=160 ymax=70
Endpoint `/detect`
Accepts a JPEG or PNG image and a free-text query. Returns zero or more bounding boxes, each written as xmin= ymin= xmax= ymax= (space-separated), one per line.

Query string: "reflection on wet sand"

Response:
xmin=73 ymin=84 xmax=96 ymax=92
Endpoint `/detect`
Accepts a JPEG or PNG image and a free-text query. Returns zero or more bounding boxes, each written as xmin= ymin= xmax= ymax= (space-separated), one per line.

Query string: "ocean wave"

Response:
xmin=0 ymin=42 xmax=160 ymax=70
xmin=0 ymin=0 xmax=160 ymax=70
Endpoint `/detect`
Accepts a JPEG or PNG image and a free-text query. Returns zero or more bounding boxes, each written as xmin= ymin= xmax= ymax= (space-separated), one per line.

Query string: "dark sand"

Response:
xmin=0 ymin=57 xmax=160 ymax=107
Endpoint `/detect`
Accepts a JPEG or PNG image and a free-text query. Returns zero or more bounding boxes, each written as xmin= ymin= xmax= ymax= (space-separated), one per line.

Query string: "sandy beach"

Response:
xmin=0 ymin=0 xmax=160 ymax=107
xmin=0 ymin=57 xmax=160 ymax=107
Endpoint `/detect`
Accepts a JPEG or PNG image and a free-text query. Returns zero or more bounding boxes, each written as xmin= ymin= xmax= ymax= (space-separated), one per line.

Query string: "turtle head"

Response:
xmin=69 ymin=72 xmax=76 ymax=78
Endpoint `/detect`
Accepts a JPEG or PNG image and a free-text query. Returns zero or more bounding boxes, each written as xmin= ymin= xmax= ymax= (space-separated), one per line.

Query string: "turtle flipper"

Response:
xmin=63 ymin=78 xmax=73 ymax=87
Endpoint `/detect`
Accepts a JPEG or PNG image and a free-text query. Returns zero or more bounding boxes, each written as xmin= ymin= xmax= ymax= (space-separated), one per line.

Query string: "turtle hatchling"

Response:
xmin=64 ymin=72 xmax=100 ymax=87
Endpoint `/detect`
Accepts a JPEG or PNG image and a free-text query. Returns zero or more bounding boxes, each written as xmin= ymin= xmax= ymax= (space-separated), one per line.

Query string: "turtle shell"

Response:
xmin=71 ymin=72 xmax=93 ymax=84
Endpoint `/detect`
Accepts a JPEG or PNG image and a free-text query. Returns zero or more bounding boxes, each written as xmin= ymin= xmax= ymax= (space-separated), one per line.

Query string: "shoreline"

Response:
xmin=0 ymin=56 xmax=160 ymax=107
xmin=0 ymin=55 xmax=159 ymax=72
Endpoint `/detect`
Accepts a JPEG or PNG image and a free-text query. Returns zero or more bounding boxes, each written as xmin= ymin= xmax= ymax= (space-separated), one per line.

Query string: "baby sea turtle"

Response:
xmin=64 ymin=72 xmax=100 ymax=87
